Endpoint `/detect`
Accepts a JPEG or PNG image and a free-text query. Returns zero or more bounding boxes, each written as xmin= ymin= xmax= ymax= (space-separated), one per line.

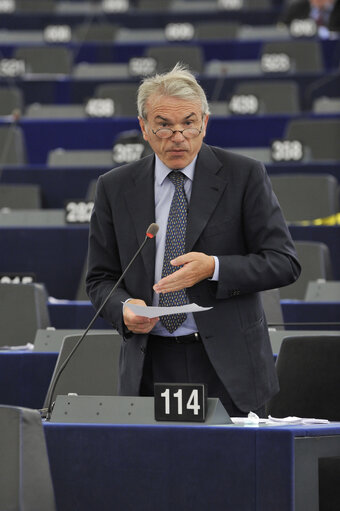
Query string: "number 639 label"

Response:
xmin=154 ymin=383 xmax=207 ymax=422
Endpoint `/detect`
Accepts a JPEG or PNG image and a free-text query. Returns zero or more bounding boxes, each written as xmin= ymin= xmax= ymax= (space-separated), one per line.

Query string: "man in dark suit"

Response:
xmin=86 ymin=64 xmax=301 ymax=417
xmin=280 ymin=0 xmax=340 ymax=31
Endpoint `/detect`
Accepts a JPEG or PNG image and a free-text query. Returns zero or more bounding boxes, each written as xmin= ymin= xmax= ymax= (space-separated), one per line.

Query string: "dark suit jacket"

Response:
xmin=86 ymin=143 xmax=301 ymax=411
xmin=280 ymin=0 xmax=340 ymax=31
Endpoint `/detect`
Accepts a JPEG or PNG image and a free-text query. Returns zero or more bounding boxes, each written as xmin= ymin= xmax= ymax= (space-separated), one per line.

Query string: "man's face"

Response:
xmin=310 ymin=0 xmax=334 ymax=8
xmin=139 ymin=94 xmax=209 ymax=170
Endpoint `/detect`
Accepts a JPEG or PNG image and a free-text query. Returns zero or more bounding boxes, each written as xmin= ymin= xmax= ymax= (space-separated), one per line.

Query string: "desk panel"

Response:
xmin=47 ymin=300 xmax=340 ymax=331
xmin=2 ymin=162 xmax=340 ymax=209
xmin=0 ymin=351 xmax=57 ymax=409
xmin=0 ymin=227 xmax=88 ymax=299
xmin=43 ymin=422 xmax=340 ymax=511
xmin=1 ymin=225 xmax=339 ymax=300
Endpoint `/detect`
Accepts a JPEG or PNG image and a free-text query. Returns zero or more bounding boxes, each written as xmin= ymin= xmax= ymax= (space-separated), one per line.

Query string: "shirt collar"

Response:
xmin=155 ymin=154 xmax=197 ymax=186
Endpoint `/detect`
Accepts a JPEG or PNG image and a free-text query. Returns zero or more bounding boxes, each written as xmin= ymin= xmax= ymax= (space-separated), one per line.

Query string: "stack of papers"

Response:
xmin=231 ymin=413 xmax=329 ymax=426
xmin=123 ymin=302 xmax=212 ymax=318
xmin=267 ymin=415 xmax=329 ymax=425
xmin=0 ymin=343 xmax=34 ymax=351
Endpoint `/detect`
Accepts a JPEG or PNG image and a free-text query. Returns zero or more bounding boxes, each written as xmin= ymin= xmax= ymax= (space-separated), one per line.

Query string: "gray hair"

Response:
xmin=137 ymin=63 xmax=210 ymax=120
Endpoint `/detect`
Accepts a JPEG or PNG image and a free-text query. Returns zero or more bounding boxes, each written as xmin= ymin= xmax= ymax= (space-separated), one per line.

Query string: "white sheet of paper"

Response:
xmin=124 ymin=302 xmax=212 ymax=318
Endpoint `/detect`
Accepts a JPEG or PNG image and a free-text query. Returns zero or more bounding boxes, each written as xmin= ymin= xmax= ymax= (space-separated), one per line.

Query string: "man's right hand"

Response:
xmin=123 ymin=298 xmax=159 ymax=334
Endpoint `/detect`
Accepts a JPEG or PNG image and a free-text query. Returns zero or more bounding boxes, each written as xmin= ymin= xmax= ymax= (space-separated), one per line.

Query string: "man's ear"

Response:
xmin=202 ymin=114 xmax=209 ymax=137
xmin=138 ymin=116 xmax=148 ymax=141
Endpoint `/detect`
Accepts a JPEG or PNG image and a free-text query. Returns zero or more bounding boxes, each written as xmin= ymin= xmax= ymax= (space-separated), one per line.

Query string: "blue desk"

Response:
xmin=0 ymin=36 xmax=338 ymax=70
xmin=1 ymin=115 xmax=294 ymax=164
xmin=47 ymin=300 xmax=340 ymax=330
xmin=0 ymin=351 xmax=57 ymax=409
xmin=2 ymin=162 xmax=340 ymax=209
xmin=42 ymin=421 xmax=340 ymax=511
xmin=2 ymin=72 xmax=338 ymax=112
xmin=1 ymin=224 xmax=339 ymax=300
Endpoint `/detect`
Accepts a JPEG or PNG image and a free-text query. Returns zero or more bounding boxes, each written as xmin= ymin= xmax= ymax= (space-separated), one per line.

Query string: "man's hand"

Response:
xmin=153 ymin=252 xmax=215 ymax=294
xmin=123 ymin=298 xmax=159 ymax=334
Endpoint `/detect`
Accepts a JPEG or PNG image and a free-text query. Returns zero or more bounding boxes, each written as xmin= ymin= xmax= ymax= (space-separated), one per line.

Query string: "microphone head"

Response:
xmin=146 ymin=223 xmax=159 ymax=238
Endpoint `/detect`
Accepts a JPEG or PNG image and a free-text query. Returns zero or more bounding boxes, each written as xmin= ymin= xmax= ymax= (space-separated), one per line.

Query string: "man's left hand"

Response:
xmin=153 ymin=252 xmax=215 ymax=294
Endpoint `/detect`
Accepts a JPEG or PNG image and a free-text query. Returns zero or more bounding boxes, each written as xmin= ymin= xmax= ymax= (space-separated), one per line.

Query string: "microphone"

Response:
xmin=42 ymin=222 xmax=159 ymax=420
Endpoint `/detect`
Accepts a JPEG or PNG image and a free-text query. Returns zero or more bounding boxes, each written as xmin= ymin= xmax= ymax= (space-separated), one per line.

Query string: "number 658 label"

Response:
xmin=154 ymin=383 xmax=207 ymax=422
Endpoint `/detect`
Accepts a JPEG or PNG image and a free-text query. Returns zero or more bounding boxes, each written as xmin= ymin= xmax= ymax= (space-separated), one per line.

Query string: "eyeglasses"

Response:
xmin=151 ymin=123 xmax=203 ymax=140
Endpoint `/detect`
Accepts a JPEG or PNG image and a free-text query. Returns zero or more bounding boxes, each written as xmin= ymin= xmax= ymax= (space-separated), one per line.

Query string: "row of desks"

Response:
xmin=42 ymin=419 xmax=340 ymax=511
xmin=1 ymin=225 xmax=339 ymax=299
xmin=1 ymin=346 xmax=339 ymax=510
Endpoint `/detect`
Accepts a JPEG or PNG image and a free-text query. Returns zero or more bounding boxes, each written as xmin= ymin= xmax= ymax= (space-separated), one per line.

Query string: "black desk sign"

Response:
xmin=64 ymin=200 xmax=94 ymax=223
xmin=0 ymin=272 xmax=36 ymax=284
xmin=271 ymin=139 xmax=304 ymax=162
xmin=154 ymin=383 xmax=207 ymax=422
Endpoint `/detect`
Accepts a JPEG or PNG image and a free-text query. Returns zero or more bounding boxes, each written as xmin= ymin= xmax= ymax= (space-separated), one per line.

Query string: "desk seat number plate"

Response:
xmin=154 ymin=383 xmax=207 ymax=422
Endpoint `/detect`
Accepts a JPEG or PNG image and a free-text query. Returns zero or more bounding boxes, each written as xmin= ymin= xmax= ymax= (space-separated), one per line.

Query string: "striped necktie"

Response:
xmin=159 ymin=171 xmax=188 ymax=333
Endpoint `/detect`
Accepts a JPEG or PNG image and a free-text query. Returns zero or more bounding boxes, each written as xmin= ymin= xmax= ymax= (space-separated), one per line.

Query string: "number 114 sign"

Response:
xmin=154 ymin=383 xmax=207 ymax=422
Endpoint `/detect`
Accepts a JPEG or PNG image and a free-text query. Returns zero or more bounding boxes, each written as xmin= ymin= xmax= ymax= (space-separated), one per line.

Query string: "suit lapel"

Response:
xmin=124 ymin=156 xmax=156 ymax=301
xmin=186 ymin=144 xmax=228 ymax=251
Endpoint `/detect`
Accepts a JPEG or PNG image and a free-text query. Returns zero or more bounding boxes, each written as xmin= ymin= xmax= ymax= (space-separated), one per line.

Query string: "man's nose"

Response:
xmin=171 ymin=130 xmax=185 ymax=141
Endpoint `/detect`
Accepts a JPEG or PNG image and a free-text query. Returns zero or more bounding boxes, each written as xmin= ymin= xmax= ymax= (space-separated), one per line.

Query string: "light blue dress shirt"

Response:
xmin=151 ymin=154 xmax=219 ymax=337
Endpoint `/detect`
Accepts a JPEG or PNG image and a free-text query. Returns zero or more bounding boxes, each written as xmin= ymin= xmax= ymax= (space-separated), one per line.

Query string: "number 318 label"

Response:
xmin=154 ymin=383 xmax=207 ymax=422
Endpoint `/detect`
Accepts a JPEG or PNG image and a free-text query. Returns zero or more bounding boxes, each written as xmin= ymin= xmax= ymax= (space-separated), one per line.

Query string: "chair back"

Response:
xmin=266 ymin=335 xmax=340 ymax=421
xmin=280 ymin=241 xmax=333 ymax=300
xmin=43 ymin=332 xmax=122 ymax=409
xmin=0 ymin=283 xmax=50 ymax=346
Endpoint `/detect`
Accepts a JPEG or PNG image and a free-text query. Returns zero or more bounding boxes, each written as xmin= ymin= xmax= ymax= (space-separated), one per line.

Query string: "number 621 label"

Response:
xmin=154 ymin=383 xmax=207 ymax=422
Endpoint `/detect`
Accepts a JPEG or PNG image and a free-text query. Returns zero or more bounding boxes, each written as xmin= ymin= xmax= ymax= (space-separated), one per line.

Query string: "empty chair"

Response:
xmin=0 ymin=406 xmax=56 ymax=511
xmin=233 ymin=80 xmax=300 ymax=114
xmin=279 ymin=241 xmax=333 ymax=300
xmin=269 ymin=329 xmax=340 ymax=355
xmin=47 ymin=149 xmax=113 ymax=167
xmin=313 ymin=97 xmax=340 ymax=114
xmin=208 ymin=101 xmax=231 ymax=117
xmin=267 ymin=335 xmax=340 ymax=511
xmin=284 ymin=118 xmax=340 ymax=161
xmin=136 ymin=0 xmax=172 ymax=10
xmin=0 ymin=125 xmax=27 ymax=165
xmin=25 ymin=103 xmax=86 ymax=119
xmin=75 ymin=256 xmax=89 ymax=301
xmin=266 ymin=335 xmax=340 ymax=420
xmin=146 ymin=45 xmax=204 ymax=74
xmin=0 ymin=29 xmax=43 ymax=44
xmin=239 ymin=24 xmax=290 ymax=40
xmin=305 ymin=281 xmax=340 ymax=302
xmin=194 ymin=21 xmax=239 ymax=40
xmin=225 ymin=146 xmax=272 ymax=163
xmin=33 ymin=328 xmax=114 ymax=352
xmin=14 ymin=46 xmax=72 ymax=75
xmin=116 ymin=27 xmax=166 ymax=43
xmin=85 ymin=179 xmax=97 ymax=201
xmin=205 ymin=59 xmax=262 ymax=77
xmin=242 ymin=0 xmax=272 ymax=7
xmin=0 ymin=87 xmax=24 ymax=117
xmin=0 ymin=210 xmax=65 ymax=226
xmin=94 ymin=82 xmax=139 ymax=117
xmin=73 ymin=22 xmax=118 ymax=42
xmin=260 ymin=288 xmax=284 ymax=329
xmin=0 ymin=283 xmax=50 ymax=347
xmin=261 ymin=40 xmax=323 ymax=73
xmin=72 ymin=63 xmax=129 ymax=79
xmin=15 ymin=0 xmax=55 ymax=12
xmin=43 ymin=332 xmax=123 ymax=410
xmin=270 ymin=174 xmax=339 ymax=222
xmin=0 ymin=184 xmax=42 ymax=209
